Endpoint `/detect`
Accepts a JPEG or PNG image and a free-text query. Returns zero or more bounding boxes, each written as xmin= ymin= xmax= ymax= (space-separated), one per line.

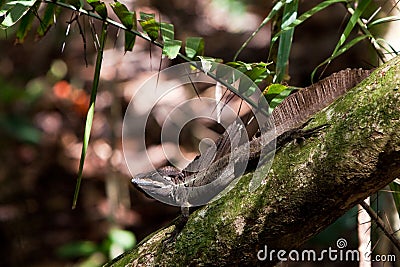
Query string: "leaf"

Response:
xmin=216 ymin=61 xmax=234 ymax=81
xmin=270 ymin=0 xmax=348 ymax=45
xmin=66 ymin=0 xmax=84 ymax=9
xmin=0 ymin=114 xmax=41 ymax=144
xmin=185 ymin=37 xmax=204 ymax=59
xmin=274 ymin=0 xmax=298 ymax=83
xmin=311 ymin=0 xmax=373 ymax=80
xmin=15 ymin=2 xmax=37 ymax=43
xmin=57 ymin=241 xmax=98 ymax=258
xmin=72 ymin=22 xmax=108 ymax=209
xmin=108 ymin=228 xmax=136 ymax=250
xmin=87 ymin=0 xmax=107 ymax=19
xmin=225 ymin=61 xmax=270 ymax=85
xmin=160 ymin=22 xmax=174 ymax=41
xmin=159 ymin=22 xmax=181 ymax=59
xmin=229 ymin=61 xmax=251 ymax=71
xmin=238 ymin=65 xmax=269 ymax=98
xmin=265 ymin=85 xmax=296 ymax=111
xmin=263 ymin=83 xmax=288 ymax=102
xmin=244 ymin=65 xmax=269 ymax=84
xmin=238 ymin=80 xmax=257 ymax=98
xmin=37 ymin=2 xmax=58 ymax=37
xmin=124 ymin=31 xmax=136 ymax=52
xmin=0 ymin=0 xmax=38 ymax=29
xmin=233 ymin=0 xmax=285 ymax=61
xmin=110 ymin=1 xmax=137 ymax=51
xmin=139 ymin=12 xmax=159 ymax=41
xmin=332 ymin=0 xmax=371 ymax=57
xmin=162 ymin=39 xmax=181 ymax=59
xmin=111 ymin=1 xmax=134 ymax=28
xmin=311 ymin=35 xmax=369 ymax=81
xmin=369 ymin=15 xmax=400 ymax=27
xmin=374 ymin=37 xmax=399 ymax=57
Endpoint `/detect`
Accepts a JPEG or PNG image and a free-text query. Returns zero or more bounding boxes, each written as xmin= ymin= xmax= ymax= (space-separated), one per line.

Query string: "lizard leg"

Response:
xmin=276 ymin=123 xmax=329 ymax=149
xmin=294 ymin=123 xmax=329 ymax=143
xmin=163 ymin=206 xmax=190 ymax=245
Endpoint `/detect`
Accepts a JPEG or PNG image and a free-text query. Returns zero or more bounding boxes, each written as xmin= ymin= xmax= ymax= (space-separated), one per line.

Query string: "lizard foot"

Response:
xmin=162 ymin=207 xmax=189 ymax=247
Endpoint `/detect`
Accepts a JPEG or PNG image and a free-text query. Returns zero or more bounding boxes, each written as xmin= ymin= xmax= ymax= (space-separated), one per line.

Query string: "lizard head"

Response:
xmin=131 ymin=166 xmax=184 ymax=200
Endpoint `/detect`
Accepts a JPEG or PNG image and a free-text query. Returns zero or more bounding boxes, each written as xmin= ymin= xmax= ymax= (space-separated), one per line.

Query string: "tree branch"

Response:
xmin=107 ymin=56 xmax=400 ymax=266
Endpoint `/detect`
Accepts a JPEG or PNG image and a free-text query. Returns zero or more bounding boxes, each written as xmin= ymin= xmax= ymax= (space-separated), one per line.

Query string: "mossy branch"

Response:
xmin=107 ymin=57 xmax=400 ymax=266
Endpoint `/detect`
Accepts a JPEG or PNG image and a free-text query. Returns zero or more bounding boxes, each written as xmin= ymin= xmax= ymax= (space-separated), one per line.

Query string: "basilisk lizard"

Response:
xmin=131 ymin=68 xmax=372 ymax=238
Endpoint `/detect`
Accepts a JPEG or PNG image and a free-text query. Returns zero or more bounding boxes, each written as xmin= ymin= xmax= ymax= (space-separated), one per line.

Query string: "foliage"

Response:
xmin=110 ymin=1 xmax=136 ymax=52
xmin=73 ymin=5 xmax=108 ymax=209
xmin=57 ymin=228 xmax=136 ymax=266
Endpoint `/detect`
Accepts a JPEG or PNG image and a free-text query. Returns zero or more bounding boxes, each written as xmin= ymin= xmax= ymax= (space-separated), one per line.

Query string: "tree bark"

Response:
xmin=107 ymin=56 xmax=400 ymax=267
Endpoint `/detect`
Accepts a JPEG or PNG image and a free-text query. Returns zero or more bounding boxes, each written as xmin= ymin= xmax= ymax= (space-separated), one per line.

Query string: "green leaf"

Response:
xmin=369 ymin=15 xmax=400 ymax=27
xmin=110 ymin=1 xmax=134 ymax=28
xmin=160 ymin=22 xmax=174 ymax=41
xmin=37 ymin=3 xmax=58 ymax=37
xmin=72 ymin=22 xmax=108 ymax=209
xmin=163 ymin=39 xmax=181 ymax=59
xmin=271 ymin=0 xmax=347 ymax=45
xmin=263 ymin=83 xmax=288 ymax=102
xmin=185 ymin=37 xmax=204 ymax=59
xmin=66 ymin=0 xmax=84 ymax=9
xmin=57 ymin=241 xmax=98 ymax=258
xmin=139 ymin=12 xmax=159 ymax=41
xmin=311 ymin=0 xmax=373 ymax=81
xmin=15 ymin=2 xmax=37 ymax=43
xmin=229 ymin=62 xmax=250 ymax=70
xmin=274 ymin=0 xmax=298 ymax=83
xmin=311 ymin=35 xmax=369 ymax=81
xmin=87 ymin=0 xmax=107 ymax=19
xmin=0 ymin=114 xmax=41 ymax=144
xmin=233 ymin=0 xmax=285 ymax=61
xmin=245 ymin=65 xmax=269 ymax=84
xmin=124 ymin=31 xmax=136 ymax=52
xmin=225 ymin=61 xmax=270 ymax=85
xmin=264 ymin=85 xmax=296 ymax=111
xmin=374 ymin=37 xmax=399 ymax=57
xmin=110 ymin=1 xmax=137 ymax=51
xmin=238 ymin=80 xmax=257 ymax=98
xmin=0 ymin=0 xmax=37 ymax=29
xmin=332 ymin=0 xmax=371 ymax=57
xmin=108 ymin=228 xmax=136 ymax=250
xmin=237 ymin=65 xmax=269 ymax=98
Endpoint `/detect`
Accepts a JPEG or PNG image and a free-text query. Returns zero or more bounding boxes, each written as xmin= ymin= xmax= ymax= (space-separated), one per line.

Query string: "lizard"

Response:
xmin=131 ymin=68 xmax=373 ymax=240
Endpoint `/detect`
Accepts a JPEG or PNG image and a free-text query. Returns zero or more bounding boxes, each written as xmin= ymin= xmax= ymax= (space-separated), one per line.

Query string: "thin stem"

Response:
xmin=72 ymin=21 xmax=108 ymax=209
xmin=359 ymin=200 xmax=400 ymax=252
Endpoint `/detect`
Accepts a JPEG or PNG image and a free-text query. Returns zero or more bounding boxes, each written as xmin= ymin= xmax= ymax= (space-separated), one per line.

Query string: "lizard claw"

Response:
xmin=162 ymin=227 xmax=180 ymax=246
xmin=162 ymin=207 xmax=190 ymax=247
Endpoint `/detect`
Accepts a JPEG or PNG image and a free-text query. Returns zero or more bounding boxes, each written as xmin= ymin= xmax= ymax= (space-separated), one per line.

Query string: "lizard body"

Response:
xmin=131 ymin=68 xmax=372 ymax=236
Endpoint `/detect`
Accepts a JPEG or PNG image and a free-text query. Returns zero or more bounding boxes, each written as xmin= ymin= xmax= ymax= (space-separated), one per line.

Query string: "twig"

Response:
xmin=359 ymin=200 xmax=400 ymax=252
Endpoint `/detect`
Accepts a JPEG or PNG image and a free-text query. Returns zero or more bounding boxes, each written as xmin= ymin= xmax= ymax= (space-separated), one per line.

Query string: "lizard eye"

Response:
xmin=164 ymin=176 xmax=174 ymax=182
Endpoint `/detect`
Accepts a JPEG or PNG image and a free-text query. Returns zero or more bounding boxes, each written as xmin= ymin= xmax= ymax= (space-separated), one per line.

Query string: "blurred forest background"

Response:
xmin=0 ymin=0 xmax=399 ymax=266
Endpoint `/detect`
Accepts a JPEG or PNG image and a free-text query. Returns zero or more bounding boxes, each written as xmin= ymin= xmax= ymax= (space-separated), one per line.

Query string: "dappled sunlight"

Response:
xmin=0 ymin=0 xmax=399 ymax=266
